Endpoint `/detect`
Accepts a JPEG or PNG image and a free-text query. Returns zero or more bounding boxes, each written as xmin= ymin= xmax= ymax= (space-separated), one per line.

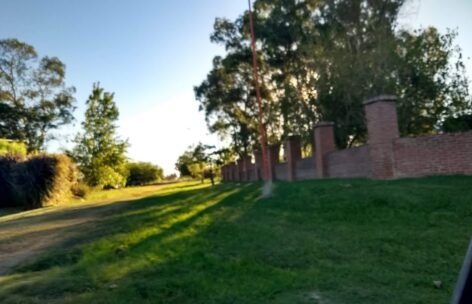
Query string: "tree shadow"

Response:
xmin=0 ymin=184 xmax=241 ymax=274
xmin=0 ymin=183 xmax=264 ymax=300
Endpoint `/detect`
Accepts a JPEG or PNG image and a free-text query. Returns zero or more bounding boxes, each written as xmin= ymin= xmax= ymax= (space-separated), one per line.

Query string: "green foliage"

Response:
xmin=187 ymin=162 xmax=206 ymax=180
xmin=0 ymin=139 xmax=27 ymax=157
xmin=175 ymin=150 xmax=194 ymax=177
xmin=393 ymin=28 xmax=470 ymax=137
xmin=0 ymin=39 xmax=76 ymax=152
xmin=126 ymin=162 xmax=163 ymax=186
xmin=442 ymin=114 xmax=472 ymax=132
xmin=1 ymin=177 xmax=471 ymax=303
xmin=0 ymin=155 xmax=19 ymax=206
xmin=70 ymin=83 xmax=128 ymax=189
xmin=0 ymin=154 xmax=77 ymax=209
xmin=175 ymin=143 xmax=216 ymax=181
xmin=196 ymin=0 xmax=471 ymax=150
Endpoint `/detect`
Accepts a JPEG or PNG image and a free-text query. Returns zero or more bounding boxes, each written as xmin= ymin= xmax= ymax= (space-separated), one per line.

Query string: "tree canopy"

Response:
xmin=175 ymin=143 xmax=228 ymax=183
xmin=70 ymin=83 xmax=128 ymax=188
xmin=127 ymin=162 xmax=164 ymax=186
xmin=0 ymin=39 xmax=76 ymax=152
xmin=195 ymin=0 xmax=470 ymax=153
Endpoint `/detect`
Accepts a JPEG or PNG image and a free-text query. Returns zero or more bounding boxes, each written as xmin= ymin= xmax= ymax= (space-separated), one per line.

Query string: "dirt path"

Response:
xmin=0 ymin=197 xmax=140 ymax=275
xmin=0 ymin=182 xmax=198 ymax=276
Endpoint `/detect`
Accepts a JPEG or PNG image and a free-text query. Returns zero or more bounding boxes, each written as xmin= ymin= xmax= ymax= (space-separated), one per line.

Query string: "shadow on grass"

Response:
xmin=0 ymin=182 xmax=264 ymax=302
xmin=1 ymin=177 xmax=472 ymax=304
xmin=1 ymin=182 xmax=257 ymax=269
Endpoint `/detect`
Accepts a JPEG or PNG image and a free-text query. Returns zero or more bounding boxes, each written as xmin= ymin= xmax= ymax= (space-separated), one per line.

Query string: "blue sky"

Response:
xmin=1 ymin=0 xmax=471 ymax=174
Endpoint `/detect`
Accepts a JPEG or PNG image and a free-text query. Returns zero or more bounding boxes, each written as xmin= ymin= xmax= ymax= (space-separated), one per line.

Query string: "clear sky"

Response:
xmin=1 ymin=0 xmax=471 ymax=174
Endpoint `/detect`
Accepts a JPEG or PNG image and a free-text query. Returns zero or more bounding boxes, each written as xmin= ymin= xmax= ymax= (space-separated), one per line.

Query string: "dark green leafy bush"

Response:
xmin=442 ymin=114 xmax=472 ymax=133
xmin=0 ymin=155 xmax=21 ymax=207
xmin=0 ymin=154 xmax=78 ymax=209
xmin=126 ymin=162 xmax=163 ymax=186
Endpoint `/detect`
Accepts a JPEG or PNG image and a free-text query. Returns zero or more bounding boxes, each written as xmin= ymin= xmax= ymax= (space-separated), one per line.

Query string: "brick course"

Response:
xmin=394 ymin=132 xmax=472 ymax=177
xmin=327 ymin=146 xmax=371 ymax=178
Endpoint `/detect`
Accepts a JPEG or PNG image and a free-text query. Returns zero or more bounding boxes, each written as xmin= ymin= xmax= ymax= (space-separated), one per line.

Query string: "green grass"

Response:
xmin=1 ymin=177 xmax=471 ymax=303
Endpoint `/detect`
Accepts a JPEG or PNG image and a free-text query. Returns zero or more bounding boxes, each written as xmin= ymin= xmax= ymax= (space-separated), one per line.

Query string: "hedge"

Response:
xmin=0 ymin=154 xmax=78 ymax=209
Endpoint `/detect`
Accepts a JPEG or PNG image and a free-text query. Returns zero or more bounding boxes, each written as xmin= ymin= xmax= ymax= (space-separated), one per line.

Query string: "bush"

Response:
xmin=0 ymin=154 xmax=78 ymax=209
xmin=0 ymin=155 xmax=21 ymax=207
xmin=0 ymin=139 xmax=27 ymax=157
xmin=126 ymin=162 xmax=163 ymax=186
xmin=71 ymin=183 xmax=90 ymax=198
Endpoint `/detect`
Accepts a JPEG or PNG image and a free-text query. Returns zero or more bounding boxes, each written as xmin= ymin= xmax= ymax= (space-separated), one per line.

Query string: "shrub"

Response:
xmin=126 ymin=162 xmax=163 ymax=186
xmin=71 ymin=183 xmax=90 ymax=198
xmin=0 ymin=154 xmax=78 ymax=209
xmin=0 ymin=155 xmax=20 ymax=207
xmin=0 ymin=139 xmax=27 ymax=157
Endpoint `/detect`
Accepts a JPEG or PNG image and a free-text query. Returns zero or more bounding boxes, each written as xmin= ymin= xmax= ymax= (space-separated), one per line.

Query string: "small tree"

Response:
xmin=127 ymin=162 xmax=163 ymax=186
xmin=175 ymin=150 xmax=193 ymax=177
xmin=70 ymin=83 xmax=128 ymax=188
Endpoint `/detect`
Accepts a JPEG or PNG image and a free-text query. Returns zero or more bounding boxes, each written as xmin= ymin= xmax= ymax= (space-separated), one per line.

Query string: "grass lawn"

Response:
xmin=0 ymin=177 xmax=471 ymax=303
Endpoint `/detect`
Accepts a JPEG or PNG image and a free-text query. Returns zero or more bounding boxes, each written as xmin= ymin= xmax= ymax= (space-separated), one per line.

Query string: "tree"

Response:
xmin=0 ymin=39 xmax=76 ymax=152
xmin=197 ymin=0 xmax=471 ymax=152
xmin=442 ymin=114 xmax=472 ymax=133
xmin=175 ymin=149 xmax=193 ymax=177
xmin=70 ymin=83 xmax=128 ymax=188
xmin=195 ymin=54 xmax=262 ymax=157
xmin=313 ymin=2 xmax=470 ymax=146
xmin=395 ymin=28 xmax=470 ymax=136
xmin=126 ymin=162 xmax=164 ymax=186
xmin=175 ymin=143 xmax=217 ymax=184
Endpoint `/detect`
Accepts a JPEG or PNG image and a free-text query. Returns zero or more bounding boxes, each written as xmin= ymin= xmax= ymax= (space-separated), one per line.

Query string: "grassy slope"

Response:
xmin=0 ymin=177 xmax=471 ymax=303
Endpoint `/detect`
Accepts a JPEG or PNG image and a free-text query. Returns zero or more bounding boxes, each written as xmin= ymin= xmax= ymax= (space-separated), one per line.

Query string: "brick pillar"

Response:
xmin=267 ymin=144 xmax=280 ymax=181
xmin=285 ymin=136 xmax=302 ymax=181
xmin=314 ymin=122 xmax=336 ymax=178
xmin=364 ymin=95 xmax=399 ymax=179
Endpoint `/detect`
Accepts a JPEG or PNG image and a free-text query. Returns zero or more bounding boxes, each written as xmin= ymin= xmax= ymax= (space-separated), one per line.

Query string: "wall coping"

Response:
xmin=363 ymin=95 xmax=397 ymax=106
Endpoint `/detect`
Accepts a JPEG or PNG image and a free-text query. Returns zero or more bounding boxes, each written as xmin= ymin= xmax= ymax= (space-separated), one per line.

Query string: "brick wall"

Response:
xmin=394 ymin=132 xmax=472 ymax=177
xmin=327 ymin=146 xmax=371 ymax=178
xmin=221 ymin=95 xmax=472 ymax=182
xmin=296 ymin=157 xmax=317 ymax=180
xmin=275 ymin=163 xmax=289 ymax=181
